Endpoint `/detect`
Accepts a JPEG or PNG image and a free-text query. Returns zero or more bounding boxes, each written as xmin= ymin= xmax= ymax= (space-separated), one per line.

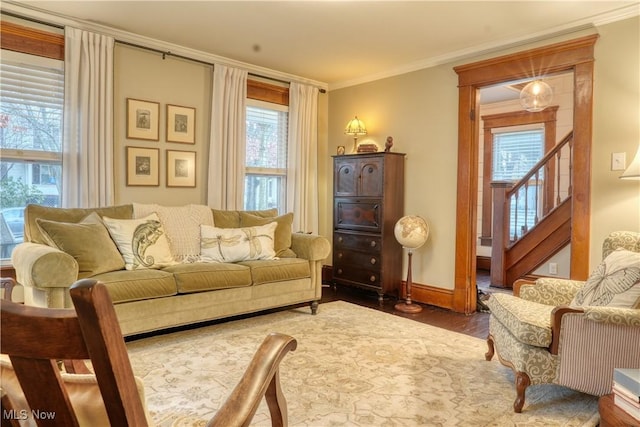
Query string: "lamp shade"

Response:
xmin=394 ymin=215 xmax=429 ymax=250
xmin=520 ymin=80 xmax=553 ymax=112
xmin=344 ymin=116 xmax=367 ymax=136
xmin=620 ymin=146 xmax=640 ymax=179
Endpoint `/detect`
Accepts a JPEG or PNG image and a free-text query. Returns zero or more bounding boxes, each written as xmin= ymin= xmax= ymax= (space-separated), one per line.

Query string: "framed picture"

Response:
xmin=337 ymin=146 xmax=345 ymax=155
xmin=166 ymin=150 xmax=196 ymax=187
xmin=126 ymin=146 xmax=159 ymax=186
xmin=166 ymin=104 xmax=196 ymax=144
xmin=126 ymin=98 xmax=160 ymax=141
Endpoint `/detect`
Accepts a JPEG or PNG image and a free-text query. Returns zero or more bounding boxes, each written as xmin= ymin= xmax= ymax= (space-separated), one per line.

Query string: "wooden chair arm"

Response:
xmin=208 ymin=332 xmax=298 ymax=427
xmin=513 ymin=279 xmax=536 ymax=298
xmin=549 ymin=305 xmax=584 ymax=355
xmin=0 ymin=277 xmax=16 ymax=301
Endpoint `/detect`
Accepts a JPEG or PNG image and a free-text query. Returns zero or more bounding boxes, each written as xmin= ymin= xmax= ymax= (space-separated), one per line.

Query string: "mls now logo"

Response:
xmin=3 ymin=409 xmax=56 ymax=421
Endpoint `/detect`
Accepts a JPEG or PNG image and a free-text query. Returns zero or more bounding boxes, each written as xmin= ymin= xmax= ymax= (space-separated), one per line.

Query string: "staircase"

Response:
xmin=490 ymin=131 xmax=573 ymax=287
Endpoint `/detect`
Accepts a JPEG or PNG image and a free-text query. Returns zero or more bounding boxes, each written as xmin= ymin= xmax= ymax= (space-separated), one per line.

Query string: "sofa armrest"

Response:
xmin=517 ymin=277 xmax=585 ymax=305
xmin=11 ymin=242 xmax=79 ymax=289
xmin=290 ymin=233 xmax=330 ymax=261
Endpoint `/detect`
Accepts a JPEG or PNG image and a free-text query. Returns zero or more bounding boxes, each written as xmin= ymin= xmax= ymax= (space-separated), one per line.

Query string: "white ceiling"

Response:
xmin=9 ymin=1 xmax=640 ymax=90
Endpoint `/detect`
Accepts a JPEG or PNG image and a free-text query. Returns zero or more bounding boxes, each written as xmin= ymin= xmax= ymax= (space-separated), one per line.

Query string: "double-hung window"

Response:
xmin=244 ymin=99 xmax=288 ymax=213
xmin=0 ymin=49 xmax=64 ymax=259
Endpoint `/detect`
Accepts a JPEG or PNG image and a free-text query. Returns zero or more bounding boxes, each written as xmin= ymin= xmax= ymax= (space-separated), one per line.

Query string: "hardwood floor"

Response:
xmin=321 ymin=281 xmax=491 ymax=340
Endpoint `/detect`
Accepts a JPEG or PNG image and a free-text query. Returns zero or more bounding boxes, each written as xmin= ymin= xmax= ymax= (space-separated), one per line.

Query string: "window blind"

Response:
xmin=492 ymin=129 xmax=544 ymax=181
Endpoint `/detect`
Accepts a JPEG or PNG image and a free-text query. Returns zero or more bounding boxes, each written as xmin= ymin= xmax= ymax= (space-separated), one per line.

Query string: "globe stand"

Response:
xmin=394 ymin=250 xmax=423 ymax=313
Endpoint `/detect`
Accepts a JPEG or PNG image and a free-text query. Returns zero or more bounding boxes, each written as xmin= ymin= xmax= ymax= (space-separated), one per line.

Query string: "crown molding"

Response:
xmin=1 ymin=1 xmax=329 ymax=91
xmin=328 ymin=3 xmax=639 ymax=91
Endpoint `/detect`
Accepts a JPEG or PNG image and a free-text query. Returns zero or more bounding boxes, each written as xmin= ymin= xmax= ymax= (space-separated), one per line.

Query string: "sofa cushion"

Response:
xmin=240 ymin=212 xmax=296 ymax=258
xmin=486 ymin=293 xmax=554 ymax=348
xmin=133 ymin=203 xmax=214 ymax=263
xmin=24 ymin=204 xmax=133 ymax=245
xmin=35 ymin=213 xmax=125 ymax=279
xmin=239 ymin=258 xmax=311 ymax=285
xmin=91 ymin=269 xmax=177 ymax=303
xmin=571 ymin=248 xmax=640 ymax=308
xmin=212 ymin=208 xmax=278 ymax=228
xmin=200 ymin=223 xmax=277 ymax=263
xmin=103 ymin=213 xmax=175 ymax=270
xmin=162 ymin=262 xmax=253 ymax=293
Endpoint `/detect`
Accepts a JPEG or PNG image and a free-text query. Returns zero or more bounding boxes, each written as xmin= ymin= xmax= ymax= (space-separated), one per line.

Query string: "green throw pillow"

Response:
xmin=239 ymin=212 xmax=296 ymax=258
xmin=36 ymin=212 xmax=125 ymax=278
xmin=212 ymin=208 xmax=278 ymax=228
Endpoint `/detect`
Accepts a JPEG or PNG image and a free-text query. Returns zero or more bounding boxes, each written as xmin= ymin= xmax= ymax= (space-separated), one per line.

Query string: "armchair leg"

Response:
xmin=485 ymin=335 xmax=495 ymax=361
xmin=514 ymin=371 xmax=531 ymax=413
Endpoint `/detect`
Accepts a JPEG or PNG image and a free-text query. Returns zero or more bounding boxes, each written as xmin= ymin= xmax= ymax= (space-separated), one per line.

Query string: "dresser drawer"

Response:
xmin=333 ymin=249 xmax=381 ymax=269
xmin=333 ymin=231 xmax=381 ymax=253
xmin=335 ymin=199 xmax=382 ymax=232
xmin=333 ymin=264 xmax=381 ymax=288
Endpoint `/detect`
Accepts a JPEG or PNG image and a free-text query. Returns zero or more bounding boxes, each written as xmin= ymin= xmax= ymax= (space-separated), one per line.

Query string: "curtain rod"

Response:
xmin=115 ymin=40 xmax=326 ymax=94
xmin=2 ymin=10 xmax=64 ymax=30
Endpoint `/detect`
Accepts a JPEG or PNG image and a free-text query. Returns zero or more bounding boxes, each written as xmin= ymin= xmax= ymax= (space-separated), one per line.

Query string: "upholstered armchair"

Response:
xmin=485 ymin=231 xmax=640 ymax=413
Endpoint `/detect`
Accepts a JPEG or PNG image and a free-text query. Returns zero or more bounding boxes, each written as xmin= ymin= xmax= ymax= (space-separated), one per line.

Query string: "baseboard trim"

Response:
xmin=409 ymin=282 xmax=454 ymax=311
xmin=476 ymin=256 xmax=491 ymax=271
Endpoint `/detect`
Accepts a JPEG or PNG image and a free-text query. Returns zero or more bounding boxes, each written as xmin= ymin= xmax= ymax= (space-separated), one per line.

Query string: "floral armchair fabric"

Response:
xmin=485 ymin=231 xmax=640 ymax=413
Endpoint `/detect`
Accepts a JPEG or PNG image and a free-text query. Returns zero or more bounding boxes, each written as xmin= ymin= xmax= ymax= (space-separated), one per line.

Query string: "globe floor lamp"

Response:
xmin=394 ymin=215 xmax=430 ymax=314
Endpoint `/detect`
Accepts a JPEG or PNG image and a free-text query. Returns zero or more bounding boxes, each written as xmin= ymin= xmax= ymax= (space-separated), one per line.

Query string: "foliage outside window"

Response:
xmin=244 ymin=99 xmax=288 ymax=213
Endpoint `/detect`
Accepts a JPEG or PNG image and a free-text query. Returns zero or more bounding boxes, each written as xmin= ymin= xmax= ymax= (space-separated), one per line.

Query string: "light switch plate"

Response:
xmin=612 ymin=152 xmax=626 ymax=171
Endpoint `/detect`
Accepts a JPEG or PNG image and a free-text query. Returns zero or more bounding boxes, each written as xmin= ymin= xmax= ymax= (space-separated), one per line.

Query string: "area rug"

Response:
xmin=126 ymin=301 xmax=599 ymax=427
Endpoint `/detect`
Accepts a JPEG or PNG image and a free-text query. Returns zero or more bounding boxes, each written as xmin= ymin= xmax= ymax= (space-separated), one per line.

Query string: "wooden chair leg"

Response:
xmin=265 ymin=371 xmax=287 ymax=427
xmin=485 ymin=335 xmax=495 ymax=361
xmin=514 ymin=371 xmax=531 ymax=413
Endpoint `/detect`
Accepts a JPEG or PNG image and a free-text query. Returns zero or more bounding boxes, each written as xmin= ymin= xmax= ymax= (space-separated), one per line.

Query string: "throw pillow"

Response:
xmin=571 ymin=248 xmax=640 ymax=308
xmin=133 ymin=203 xmax=214 ymax=263
xmin=239 ymin=212 xmax=296 ymax=258
xmin=36 ymin=212 xmax=125 ymax=278
xmin=200 ymin=222 xmax=277 ymax=263
xmin=103 ymin=213 xmax=175 ymax=270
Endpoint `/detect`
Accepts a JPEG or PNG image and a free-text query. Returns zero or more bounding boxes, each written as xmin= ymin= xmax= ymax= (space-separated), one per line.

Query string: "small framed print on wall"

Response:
xmin=126 ymin=146 xmax=159 ymax=186
xmin=126 ymin=98 xmax=160 ymax=141
xmin=166 ymin=104 xmax=196 ymax=144
xmin=166 ymin=150 xmax=196 ymax=187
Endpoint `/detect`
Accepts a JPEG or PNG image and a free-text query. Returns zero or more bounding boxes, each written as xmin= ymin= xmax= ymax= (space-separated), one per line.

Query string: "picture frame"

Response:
xmin=166 ymin=104 xmax=196 ymax=144
xmin=166 ymin=150 xmax=196 ymax=187
xmin=126 ymin=98 xmax=160 ymax=141
xmin=337 ymin=146 xmax=345 ymax=155
xmin=126 ymin=146 xmax=159 ymax=186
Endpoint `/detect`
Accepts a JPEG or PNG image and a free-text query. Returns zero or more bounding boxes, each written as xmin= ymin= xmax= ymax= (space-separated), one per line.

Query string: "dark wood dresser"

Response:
xmin=332 ymin=152 xmax=405 ymax=301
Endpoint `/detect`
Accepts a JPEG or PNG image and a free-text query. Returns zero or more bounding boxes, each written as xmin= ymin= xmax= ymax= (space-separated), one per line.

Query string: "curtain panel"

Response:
xmin=63 ymin=27 xmax=114 ymax=208
xmin=287 ymin=82 xmax=319 ymax=233
xmin=207 ymin=65 xmax=247 ymax=210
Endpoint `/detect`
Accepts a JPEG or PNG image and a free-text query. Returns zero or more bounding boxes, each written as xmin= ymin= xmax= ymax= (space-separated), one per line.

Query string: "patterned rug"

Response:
xmin=126 ymin=301 xmax=599 ymax=427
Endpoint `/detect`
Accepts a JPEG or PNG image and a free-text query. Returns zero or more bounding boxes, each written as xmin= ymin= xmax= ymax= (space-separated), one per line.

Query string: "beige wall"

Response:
xmin=326 ymin=16 xmax=640 ymax=290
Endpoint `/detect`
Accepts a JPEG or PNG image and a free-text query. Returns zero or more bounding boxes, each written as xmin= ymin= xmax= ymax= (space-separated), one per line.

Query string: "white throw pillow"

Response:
xmin=200 ymin=222 xmax=277 ymax=263
xmin=133 ymin=203 xmax=214 ymax=263
xmin=571 ymin=248 xmax=640 ymax=308
xmin=103 ymin=213 xmax=175 ymax=270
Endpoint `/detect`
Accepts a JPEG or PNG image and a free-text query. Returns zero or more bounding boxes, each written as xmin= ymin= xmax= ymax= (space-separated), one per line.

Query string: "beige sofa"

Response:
xmin=11 ymin=204 xmax=330 ymax=336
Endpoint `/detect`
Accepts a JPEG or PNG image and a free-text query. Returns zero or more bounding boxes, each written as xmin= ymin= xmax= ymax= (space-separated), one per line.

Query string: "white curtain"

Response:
xmin=287 ymin=82 xmax=319 ymax=233
xmin=207 ymin=65 xmax=247 ymax=209
xmin=63 ymin=27 xmax=114 ymax=208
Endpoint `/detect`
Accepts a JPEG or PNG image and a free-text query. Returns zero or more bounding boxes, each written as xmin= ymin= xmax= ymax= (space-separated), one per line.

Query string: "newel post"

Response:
xmin=490 ymin=181 xmax=513 ymax=287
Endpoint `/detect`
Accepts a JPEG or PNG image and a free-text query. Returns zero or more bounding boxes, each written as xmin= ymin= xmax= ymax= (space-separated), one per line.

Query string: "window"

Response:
xmin=492 ymin=128 xmax=544 ymax=239
xmin=0 ymin=49 xmax=64 ymax=259
xmin=244 ymin=99 xmax=288 ymax=213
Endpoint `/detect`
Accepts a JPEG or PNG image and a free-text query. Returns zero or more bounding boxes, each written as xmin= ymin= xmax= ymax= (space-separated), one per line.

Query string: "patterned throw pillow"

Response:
xmin=102 ymin=213 xmax=175 ymax=270
xmin=571 ymin=248 xmax=640 ymax=308
xmin=239 ymin=212 xmax=296 ymax=258
xmin=200 ymin=222 xmax=277 ymax=263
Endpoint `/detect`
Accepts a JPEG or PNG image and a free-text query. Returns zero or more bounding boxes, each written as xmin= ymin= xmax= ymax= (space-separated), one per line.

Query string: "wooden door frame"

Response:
xmin=451 ymin=35 xmax=598 ymax=314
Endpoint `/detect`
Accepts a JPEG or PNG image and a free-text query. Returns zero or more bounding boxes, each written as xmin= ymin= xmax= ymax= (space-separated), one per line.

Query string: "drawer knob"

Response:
xmin=337 ymin=268 xmax=343 ymax=275
xmin=370 ymin=258 xmax=376 ymax=265
xmin=338 ymin=253 xmax=343 ymax=259
xmin=370 ymin=241 xmax=377 ymax=247
xmin=369 ymin=275 xmax=376 ymax=282
xmin=338 ymin=236 xmax=343 ymax=243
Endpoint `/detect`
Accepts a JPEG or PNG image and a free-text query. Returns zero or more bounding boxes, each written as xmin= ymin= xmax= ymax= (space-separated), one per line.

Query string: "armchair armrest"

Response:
xmin=11 ymin=242 xmax=79 ymax=289
xmin=290 ymin=233 xmax=331 ymax=261
xmin=208 ymin=332 xmax=297 ymax=427
xmin=515 ymin=277 xmax=584 ymax=305
xmin=549 ymin=305 xmax=584 ymax=354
